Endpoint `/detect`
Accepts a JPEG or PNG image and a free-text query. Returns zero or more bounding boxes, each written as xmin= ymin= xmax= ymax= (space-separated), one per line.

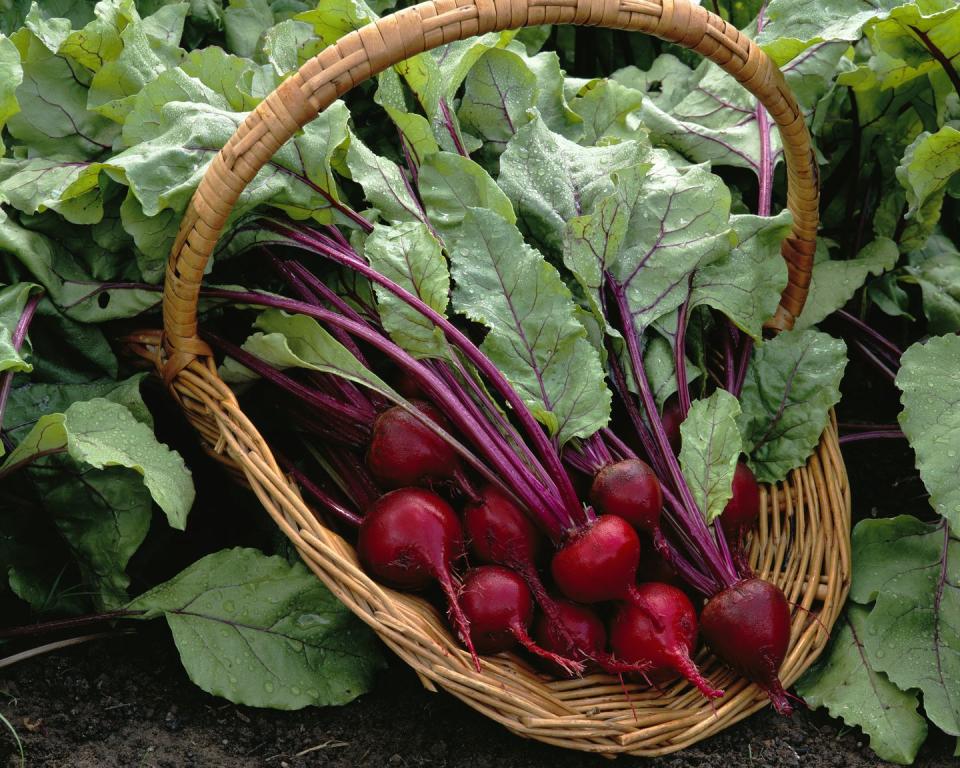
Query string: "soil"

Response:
xmin=0 ymin=628 xmax=956 ymax=768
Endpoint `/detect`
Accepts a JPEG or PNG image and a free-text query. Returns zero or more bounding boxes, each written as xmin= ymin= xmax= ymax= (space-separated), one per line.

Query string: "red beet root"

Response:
xmin=720 ymin=462 xmax=761 ymax=535
xmin=590 ymin=458 xmax=673 ymax=559
xmin=357 ymin=488 xmax=479 ymax=670
xmin=590 ymin=459 xmax=663 ymax=533
xmin=661 ymin=395 xmax=683 ymax=455
xmin=464 ymin=484 xmax=542 ymax=566
xmin=460 ymin=566 xmax=583 ymax=675
xmin=610 ymin=582 xmax=723 ymax=699
xmin=366 ymin=402 xmax=460 ymax=489
xmin=550 ymin=515 xmax=641 ymax=604
xmin=700 ymin=577 xmax=794 ymax=714
xmin=534 ymin=600 xmax=606 ymax=660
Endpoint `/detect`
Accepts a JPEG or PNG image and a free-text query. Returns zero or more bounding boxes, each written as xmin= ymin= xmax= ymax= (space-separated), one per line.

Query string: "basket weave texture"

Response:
xmin=143 ymin=0 xmax=852 ymax=756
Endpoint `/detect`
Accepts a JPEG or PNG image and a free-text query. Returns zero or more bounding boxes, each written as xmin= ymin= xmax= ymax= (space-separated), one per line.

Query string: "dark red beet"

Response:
xmin=366 ymin=402 xmax=460 ymax=489
xmin=534 ymin=600 xmax=606 ymax=660
xmin=661 ymin=395 xmax=683 ymax=455
xmin=357 ymin=488 xmax=479 ymax=670
xmin=700 ymin=577 xmax=794 ymax=714
xmin=464 ymin=484 xmax=542 ymax=566
xmin=590 ymin=458 xmax=674 ymax=560
xmin=720 ymin=461 xmax=761 ymax=535
xmin=550 ymin=515 xmax=641 ymax=604
xmin=534 ymin=600 xmax=656 ymax=678
xmin=610 ymin=582 xmax=723 ymax=699
xmin=590 ymin=459 xmax=662 ymax=533
xmin=459 ymin=566 xmax=583 ymax=675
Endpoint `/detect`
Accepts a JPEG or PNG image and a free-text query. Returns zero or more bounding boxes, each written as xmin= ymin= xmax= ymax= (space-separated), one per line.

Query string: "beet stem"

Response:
xmin=512 ymin=624 xmax=585 ymax=677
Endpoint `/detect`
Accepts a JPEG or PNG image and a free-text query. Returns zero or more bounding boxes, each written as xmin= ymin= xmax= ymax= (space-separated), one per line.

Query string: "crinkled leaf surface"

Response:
xmin=904 ymin=235 xmax=960 ymax=333
xmin=795 ymin=237 xmax=899 ymax=330
xmin=565 ymin=155 xmax=735 ymax=334
xmin=679 ymin=389 xmax=743 ymax=522
xmin=896 ymin=127 xmax=960 ymax=251
xmin=851 ymin=515 xmax=960 ymax=740
xmin=738 ymin=328 xmax=846 ymax=483
xmin=0 ymin=34 xmax=23 ymax=156
xmin=448 ymin=207 xmax=610 ymax=444
xmin=417 ymin=151 xmax=515 ymax=238
xmin=498 ymin=113 xmax=648 ymax=252
xmin=897 ymin=334 xmax=960 ymax=530
xmin=6 ymin=28 xmax=120 ymax=159
xmin=2 ymin=376 xmax=172 ymax=608
xmin=1 ymin=398 xmax=194 ymax=530
xmin=363 ymin=221 xmax=450 ymax=359
xmin=569 ymin=77 xmax=645 ymax=146
xmin=797 ymin=604 xmax=928 ymax=765
xmin=626 ymin=40 xmax=849 ymax=173
xmin=344 ymin=133 xmax=422 ymax=224
xmin=691 ymin=210 xmax=792 ymax=339
xmin=129 ymin=547 xmax=385 ymax=709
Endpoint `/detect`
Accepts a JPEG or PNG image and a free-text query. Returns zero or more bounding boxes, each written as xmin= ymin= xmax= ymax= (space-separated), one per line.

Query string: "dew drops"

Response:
xmin=264 ymin=681 xmax=275 ymax=693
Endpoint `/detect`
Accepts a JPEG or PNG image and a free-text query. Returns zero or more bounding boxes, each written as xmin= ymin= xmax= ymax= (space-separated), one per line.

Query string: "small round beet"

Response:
xmin=550 ymin=516 xmax=641 ymax=604
xmin=358 ymin=488 xmax=479 ymax=670
xmin=700 ymin=577 xmax=793 ymax=714
xmin=534 ymin=600 xmax=606 ymax=660
xmin=366 ymin=402 xmax=460 ymax=489
xmin=460 ymin=566 xmax=584 ymax=675
xmin=720 ymin=461 xmax=761 ymax=535
xmin=464 ymin=484 xmax=542 ymax=566
xmin=590 ymin=458 xmax=663 ymax=534
xmin=610 ymin=582 xmax=722 ymax=699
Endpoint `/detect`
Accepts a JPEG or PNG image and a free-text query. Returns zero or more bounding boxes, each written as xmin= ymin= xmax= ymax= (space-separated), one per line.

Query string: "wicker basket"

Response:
xmin=140 ymin=0 xmax=852 ymax=756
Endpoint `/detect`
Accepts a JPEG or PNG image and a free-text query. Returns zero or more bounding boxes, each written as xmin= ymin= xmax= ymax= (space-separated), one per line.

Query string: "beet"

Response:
xmin=590 ymin=459 xmax=663 ymax=533
xmin=357 ymin=488 xmax=479 ymax=670
xmin=366 ymin=402 xmax=460 ymax=489
xmin=700 ymin=577 xmax=794 ymax=714
xmin=550 ymin=515 xmax=641 ymax=604
xmin=463 ymin=484 xmax=542 ymax=566
xmin=720 ymin=461 xmax=761 ymax=535
xmin=534 ymin=600 xmax=606 ymax=661
xmin=459 ymin=566 xmax=583 ymax=675
xmin=661 ymin=395 xmax=683 ymax=455
xmin=610 ymin=582 xmax=722 ymax=699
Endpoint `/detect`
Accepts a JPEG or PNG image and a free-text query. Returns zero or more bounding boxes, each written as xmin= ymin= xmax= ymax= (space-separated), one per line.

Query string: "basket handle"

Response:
xmin=161 ymin=0 xmax=818 ymax=383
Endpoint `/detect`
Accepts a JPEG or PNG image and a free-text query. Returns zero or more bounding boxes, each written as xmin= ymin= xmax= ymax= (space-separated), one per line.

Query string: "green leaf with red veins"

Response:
xmin=569 ymin=77 xmax=646 ymax=146
xmin=797 ymin=604 xmax=928 ymax=766
xmin=0 ymin=282 xmax=42 ymax=381
xmin=499 ymin=113 xmax=649 ymax=253
xmin=678 ymin=389 xmax=743 ymax=523
xmin=362 ymin=221 xmax=451 ymax=360
xmin=851 ymin=515 xmax=960 ymax=742
xmin=691 ymin=210 xmax=792 ymax=339
xmin=448 ymin=207 xmax=611 ymax=445
xmin=737 ymin=328 xmax=847 ymax=483
xmin=5 ymin=28 xmax=120 ymax=159
xmin=627 ymin=40 xmax=849 ymax=175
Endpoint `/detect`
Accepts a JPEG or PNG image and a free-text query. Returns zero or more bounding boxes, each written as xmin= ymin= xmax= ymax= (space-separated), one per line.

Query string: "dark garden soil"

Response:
xmin=0 ymin=629 xmax=957 ymax=768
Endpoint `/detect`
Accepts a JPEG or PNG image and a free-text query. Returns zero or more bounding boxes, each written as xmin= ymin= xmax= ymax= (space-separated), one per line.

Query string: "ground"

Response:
xmin=0 ymin=624 xmax=955 ymax=768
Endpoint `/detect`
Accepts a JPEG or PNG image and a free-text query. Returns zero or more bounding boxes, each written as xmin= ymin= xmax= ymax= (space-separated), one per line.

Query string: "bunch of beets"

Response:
xmin=208 ymin=218 xmax=796 ymax=714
